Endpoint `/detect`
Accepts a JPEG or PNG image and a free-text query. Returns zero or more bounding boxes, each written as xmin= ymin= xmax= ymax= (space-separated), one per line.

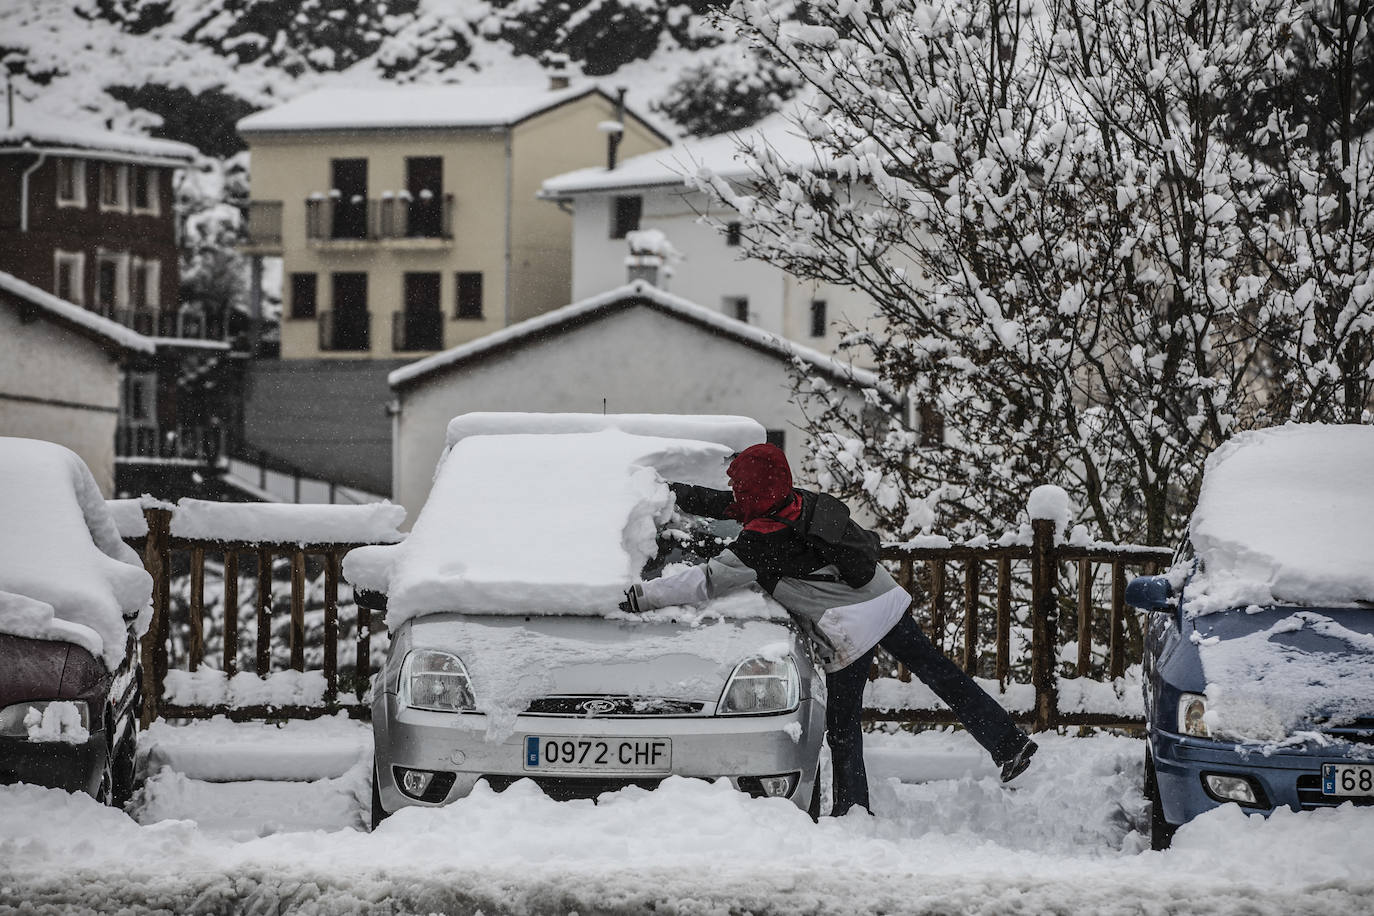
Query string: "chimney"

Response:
xmin=546 ymin=54 xmax=570 ymax=91
xmin=625 ymin=229 xmax=675 ymax=288
xmin=605 ymin=86 xmax=626 ymax=170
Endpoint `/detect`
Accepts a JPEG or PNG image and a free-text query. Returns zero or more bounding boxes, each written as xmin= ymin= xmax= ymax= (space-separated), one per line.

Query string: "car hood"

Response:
xmin=1192 ymin=606 xmax=1374 ymax=743
xmin=395 ymin=612 xmax=805 ymax=740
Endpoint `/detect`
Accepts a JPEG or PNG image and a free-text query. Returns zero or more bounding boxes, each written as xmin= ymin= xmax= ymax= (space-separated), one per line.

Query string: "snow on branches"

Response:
xmin=700 ymin=0 xmax=1373 ymax=544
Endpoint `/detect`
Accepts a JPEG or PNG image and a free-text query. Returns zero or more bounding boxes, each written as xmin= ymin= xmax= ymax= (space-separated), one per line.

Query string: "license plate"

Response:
xmin=1322 ymin=763 xmax=1374 ymax=797
xmin=523 ymin=736 xmax=671 ymax=774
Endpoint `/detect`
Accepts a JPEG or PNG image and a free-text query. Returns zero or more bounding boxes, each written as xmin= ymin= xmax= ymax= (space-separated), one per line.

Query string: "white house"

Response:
xmin=538 ymin=119 xmax=881 ymax=359
xmin=386 ymin=281 xmax=889 ymax=518
xmin=0 ymin=271 xmax=156 ymax=495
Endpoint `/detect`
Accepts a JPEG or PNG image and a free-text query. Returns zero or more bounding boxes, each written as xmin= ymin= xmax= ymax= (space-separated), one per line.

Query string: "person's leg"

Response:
xmin=824 ymin=647 xmax=876 ymax=816
xmin=879 ymin=614 xmax=1029 ymax=764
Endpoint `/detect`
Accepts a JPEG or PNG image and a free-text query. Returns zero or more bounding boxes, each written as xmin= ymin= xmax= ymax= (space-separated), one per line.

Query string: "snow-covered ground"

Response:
xmin=2 ymin=721 xmax=1372 ymax=915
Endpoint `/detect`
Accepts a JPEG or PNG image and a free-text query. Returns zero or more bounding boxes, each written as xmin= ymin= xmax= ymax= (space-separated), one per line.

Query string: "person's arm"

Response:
xmin=636 ymin=549 xmax=759 ymax=610
xmin=669 ymin=482 xmax=733 ymax=519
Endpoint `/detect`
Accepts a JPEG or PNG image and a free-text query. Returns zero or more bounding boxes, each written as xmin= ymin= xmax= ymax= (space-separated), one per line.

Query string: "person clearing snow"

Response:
xmin=623 ymin=443 xmax=1037 ymax=815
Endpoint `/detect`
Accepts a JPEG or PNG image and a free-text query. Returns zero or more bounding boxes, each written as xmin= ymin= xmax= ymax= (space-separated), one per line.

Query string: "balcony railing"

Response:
xmin=317 ymin=309 xmax=371 ymax=352
xmin=116 ymin=424 xmax=225 ymax=464
xmin=304 ymin=195 xmax=454 ymax=242
xmin=108 ymin=306 xmax=227 ymax=342
xmin=392 ymin=308 xmax=444 ymax=352
xmin=245 ymin=200 xmax=283 ymax=248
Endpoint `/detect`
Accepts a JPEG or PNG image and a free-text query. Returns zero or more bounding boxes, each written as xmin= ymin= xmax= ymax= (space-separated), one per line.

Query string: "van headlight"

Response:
xmin=399 ymin=649 xmax=476 ymax=712
xmin=718 ymin=656 xmax=800 ymax=716
xmin=1179 ymin=693 xmax=1210 ymax=737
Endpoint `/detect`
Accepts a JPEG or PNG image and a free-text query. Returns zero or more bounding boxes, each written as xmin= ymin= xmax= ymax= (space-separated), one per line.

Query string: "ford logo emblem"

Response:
xmin=580 ymin=699 xmax=618 ymax=717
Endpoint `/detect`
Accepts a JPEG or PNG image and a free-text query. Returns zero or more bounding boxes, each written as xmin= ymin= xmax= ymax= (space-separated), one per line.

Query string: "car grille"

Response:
xmin=1295 ymin=774 xmax=1374 ymax=810
xmin=522 ymin=695 xmax=705 ymax=717
xmin=482 ymin=774 xmax=664 ymax=802
xmin=1320 ymin=718 xmax=1374 ymax=746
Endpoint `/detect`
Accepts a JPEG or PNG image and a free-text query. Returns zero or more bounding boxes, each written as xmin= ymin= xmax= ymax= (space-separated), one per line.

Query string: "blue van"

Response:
xmin=1128 ymin=425 xmax=1374 ymax=849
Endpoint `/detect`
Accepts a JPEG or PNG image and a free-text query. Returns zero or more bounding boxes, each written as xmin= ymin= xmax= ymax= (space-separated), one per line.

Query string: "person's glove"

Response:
xmin=619 ymin=584 xmax=645 ymax=613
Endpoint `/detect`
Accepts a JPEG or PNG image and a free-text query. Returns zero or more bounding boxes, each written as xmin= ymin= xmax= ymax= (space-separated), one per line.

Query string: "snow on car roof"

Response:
xmin=0 ymin=439 xmax=152 ymax=669
xmin=344 ymin=414 xmax=768 ymax=627
xmin=1186 ymin=423 xmax=1374 ymax=613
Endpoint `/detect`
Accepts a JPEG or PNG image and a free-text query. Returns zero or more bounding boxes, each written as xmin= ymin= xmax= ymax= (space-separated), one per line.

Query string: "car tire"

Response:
xmin=1144 ymin=752 xmax=1177 ymax=851
xmin=370 ymin=765 xmax=389 ymax=831
xmin=110 ymin=722 xmax=138 ymax=809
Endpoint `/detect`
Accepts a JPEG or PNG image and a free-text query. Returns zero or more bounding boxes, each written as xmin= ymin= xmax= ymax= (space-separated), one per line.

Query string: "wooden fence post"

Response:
xmin=188 ymin=546 xmax=205 ymax=672
xmin=962 ymin=561 xmax=979 ymax=674
xmin=289 ymin=549 xmax=306 ymax=671
xmin=995 ymin=556 xmax=1011 ymax=685
xmin=324 ymin=551 xmax=340 ymax=704
xmin=139 ymin=507 xmax=172 ymax=727
xmin=1030 ymin=518 xmax=1059 ymax=732
xmin=222 ymin=550 xmax=239 ymax=677
xmin=256 ymin=549 xmax=272 ymax=676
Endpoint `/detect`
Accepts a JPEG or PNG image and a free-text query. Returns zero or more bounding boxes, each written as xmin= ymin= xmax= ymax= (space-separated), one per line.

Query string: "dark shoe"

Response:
xmin=999 ymin=739 xmax=1037 ymax=783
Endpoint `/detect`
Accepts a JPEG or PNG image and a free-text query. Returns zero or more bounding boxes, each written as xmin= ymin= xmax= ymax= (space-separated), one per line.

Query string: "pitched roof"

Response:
xmin=389 ymin=281 xmax=885 ymax=397
xmin=239 ymin=84 xmax=669 ymax=141
xmin=0 ymin=117 xmax=196 ymax=166
xmin=541 ymin=115 xmax=823 ymax=196
xmin=0 ymin=271 xmax=156 ymax=355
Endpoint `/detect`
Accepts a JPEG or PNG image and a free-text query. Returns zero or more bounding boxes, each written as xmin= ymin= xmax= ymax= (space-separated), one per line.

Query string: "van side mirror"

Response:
xmin=1125 ymin=575 xmax=1173 ymax=611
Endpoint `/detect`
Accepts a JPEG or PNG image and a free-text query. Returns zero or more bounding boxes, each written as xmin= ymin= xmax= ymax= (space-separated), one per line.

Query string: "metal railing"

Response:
xmin=317 ymin=309 xmax=371 ymax=352
xmin=108 ymin=306 xmax=227 ymax=341
xmin=304 ymin=195 xmax=454 ymax=242
xmin=391 ymin=308 xmax=444 ymax=352
xmin=116 ymin=424 xmax=225 ymax=464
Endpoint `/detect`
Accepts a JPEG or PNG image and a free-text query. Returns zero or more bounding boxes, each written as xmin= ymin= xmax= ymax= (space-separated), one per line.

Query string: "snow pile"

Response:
xmin=169 ymin=498 xmax=406 ymax=545
xmin=1027 ymin=484 xmax=1072 ymax=539
xmin=1197 ymin=609 xmax=1374 ymax=743
xmin=350 ymin=414 xmax=767 ymax=626
xmin=1186 ymin=424 xmax=1374 ymax=613
xmin=162 ymin=669 xmax=328 ymax=709
xmin=138 ymin=714 xmax=370 ymax=783
xmin=22 ymin=701 xmax=89 ymax=744
xmin=0 ymin=438 xmax=152 ymax=669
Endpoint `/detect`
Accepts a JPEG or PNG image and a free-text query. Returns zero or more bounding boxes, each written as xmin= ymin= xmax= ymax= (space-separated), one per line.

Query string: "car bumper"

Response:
xmin=373 ymin=694 xmax=825 ymax=816
xmin=0 ymin=734 xmax=107 ymax=798
xmin=1151 ymin=729 xmax=1374 ymax=825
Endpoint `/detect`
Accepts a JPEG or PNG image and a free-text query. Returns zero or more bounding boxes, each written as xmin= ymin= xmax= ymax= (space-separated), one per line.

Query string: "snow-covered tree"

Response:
xmin=698 ymin=0 xmax=1373 ymax=544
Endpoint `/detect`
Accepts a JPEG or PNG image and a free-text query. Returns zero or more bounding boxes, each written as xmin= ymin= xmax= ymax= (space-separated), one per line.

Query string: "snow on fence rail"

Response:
xmin=114 ymin=500 xmax=1172 ymax=731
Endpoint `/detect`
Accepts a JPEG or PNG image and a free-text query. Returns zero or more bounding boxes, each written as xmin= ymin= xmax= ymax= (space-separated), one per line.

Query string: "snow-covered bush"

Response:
xmin=655 ymin=47 xmax=799 ymax=136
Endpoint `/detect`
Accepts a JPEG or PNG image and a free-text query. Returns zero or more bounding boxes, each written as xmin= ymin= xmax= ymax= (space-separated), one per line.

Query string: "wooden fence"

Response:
xmin=131 ymin=508 xmax=1172 ymax=731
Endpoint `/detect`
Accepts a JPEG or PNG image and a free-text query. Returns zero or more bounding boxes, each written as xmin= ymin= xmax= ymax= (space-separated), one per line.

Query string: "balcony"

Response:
xmin=305 ymin=195 xmax=454 ymax=245
xmin=242 ymin=200 xmax=283 ymax=254
xmin=116 ymin=424 xmax=225 ymax=465
xmin=318 ymin=309 xmax=371 ymax=352
xmin=392 ymin=308 xmax=444 ymax=352
xmin=107 ymin=306 xmax=227 ymax=344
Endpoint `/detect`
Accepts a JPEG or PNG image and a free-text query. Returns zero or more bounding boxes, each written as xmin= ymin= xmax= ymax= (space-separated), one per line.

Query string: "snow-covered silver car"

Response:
xmin=347 ymin=413 xmax=828 ymax=824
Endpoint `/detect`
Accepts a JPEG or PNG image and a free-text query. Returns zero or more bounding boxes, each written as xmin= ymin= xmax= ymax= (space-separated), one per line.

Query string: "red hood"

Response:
xmin=726 ymin=444 xmax=798 ymax=531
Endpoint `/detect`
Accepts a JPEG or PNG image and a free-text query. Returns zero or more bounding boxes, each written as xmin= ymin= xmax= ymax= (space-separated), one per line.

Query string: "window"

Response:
xmin=330 ymin=158 xmax=369 ymax=239
xmin=290 ymin=273 xmax=318 ymax=319
xmin=328 ymin=272 xmax=370 ymax=351
xmin=726 ymin=222 xmax=742 ymax=247
xmin=399 ymin=273 xmax=443 ymax=351
xmin=56 ymin=159 xmax=86 ymax=208
xmin=54 ymin=251 xmax=84 ymax=305
xmin=765 ymin=429 xmax=786 ymax=451
xmin=725 ymin=296 xmax=749 ymax=323
xmin=132 ymin=167 xmax=158 ymax=214
xmin=611 ymin=195 xmax=642 ymax=239
xmin=130 ymin=258 xmax=160 ymax=310
xmin=95 ymin=251 xmax=127 ymax=314
xmin=810 ymin=300 xmax=827 ymax=338
xmin=405 ymin=157 xmax=444 ymax=238
xmin=456 ymin=272 xmax=484 ymax=319
xmin=99 ymin=163 xmax=128 ymax=211
xmin=918 ymin=403 xmax=945 ymax=448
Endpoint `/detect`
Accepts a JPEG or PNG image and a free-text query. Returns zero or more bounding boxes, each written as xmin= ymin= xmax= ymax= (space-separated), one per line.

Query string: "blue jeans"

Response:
xmin=825 ymin=612 xmax=1029 ymax=815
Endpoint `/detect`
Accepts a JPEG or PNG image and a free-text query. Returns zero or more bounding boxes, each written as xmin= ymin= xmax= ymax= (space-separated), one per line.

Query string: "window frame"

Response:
xmin=55 ymin=159 xmax=87 ymax=209
xmin=724 ymin=295 xmax=749 ymax=323
xmin=98 ymin=162 xmax=129 ymax=212
xmin=53 ymin=250 xmax=85 ymax=305
xmin=94 ymin=249 xmax=129 ymax=314
xmin=130 ymin=257 xmax=161 ymax=311
xmin=131 ymin=166 xmax=160 ymax=215
xmin=725 ymin=222 xmax=742 ymax=247
xmin=809 ymin=300 xmax=827 ymax=338
xmin=290 ymin=272 xmax=319 ymax=320
xmin=610 ymin=195 xmax=642 ymax=240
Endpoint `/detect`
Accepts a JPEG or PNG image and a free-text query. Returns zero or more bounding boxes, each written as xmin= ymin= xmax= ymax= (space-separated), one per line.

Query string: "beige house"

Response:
xmin=239 ymin=81 xmax=671 ymax=360
xmin=0 ymin=271 xmax=155 ymax=495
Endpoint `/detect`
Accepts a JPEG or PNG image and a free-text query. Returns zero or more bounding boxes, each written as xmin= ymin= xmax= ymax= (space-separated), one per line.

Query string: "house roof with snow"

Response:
xmin=238 ymin=83 xmax=671 ymax=142
xmin=540 ymin=115 xmax=822 ymax=197
xmin=0 ymin=116 xmax=196 ymax=167
xmin=389 ymin=280 xmax=885 ymax=396
xmin=0 ymin=271 xmax=155 ymax=356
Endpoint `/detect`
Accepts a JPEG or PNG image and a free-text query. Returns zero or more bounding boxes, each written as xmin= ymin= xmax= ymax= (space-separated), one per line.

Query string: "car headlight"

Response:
xmin=718 ymin=655 xmax=800 ymax=716
xmin=0 ymin=700 xmax=91 ymax=739
xmin=399 ymin=649 xmax=476 ymax=712
xmin=1179 ymin=692 xmax=1210 ymax=737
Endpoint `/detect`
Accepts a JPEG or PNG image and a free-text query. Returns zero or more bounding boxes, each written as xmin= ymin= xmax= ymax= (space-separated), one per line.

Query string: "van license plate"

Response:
xmin=1322 ymin=763 xmax=1374 ymax=796
xmin=523 ymin=736 xmax=671 ymax=774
